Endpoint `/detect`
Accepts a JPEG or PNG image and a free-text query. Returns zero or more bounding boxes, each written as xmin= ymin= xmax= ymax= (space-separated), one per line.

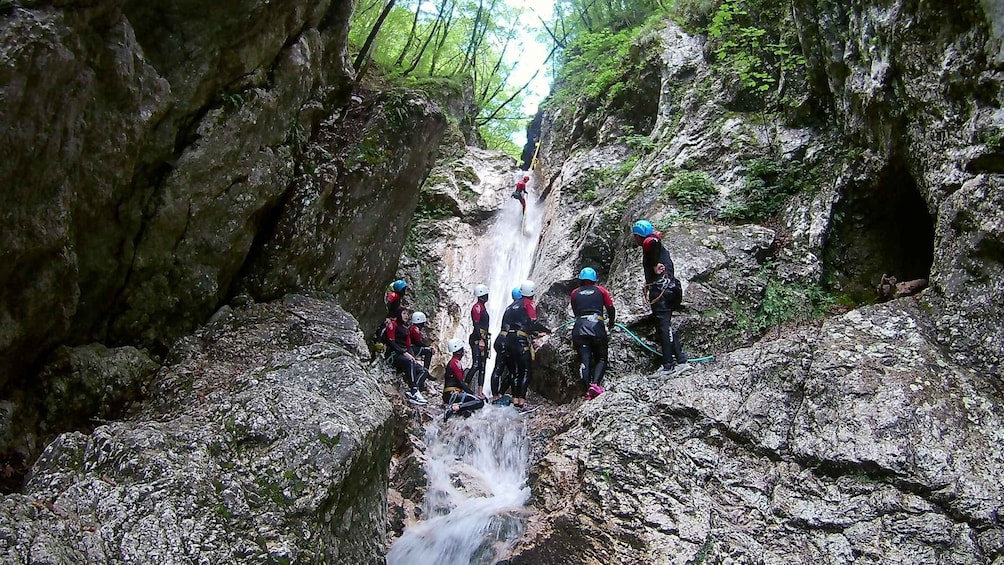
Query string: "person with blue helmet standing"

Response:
xmin=489 ymin=287 xmax=522 ymax=404
xmin=570 ymin=267 xmax=616 ymax=399
xmin=632 ymin=219 xmax=689 ymax=372
xmin=501 ymin=280 xmax=552 ymax=412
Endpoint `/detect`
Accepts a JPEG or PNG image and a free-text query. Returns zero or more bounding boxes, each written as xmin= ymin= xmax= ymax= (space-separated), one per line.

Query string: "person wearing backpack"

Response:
xmin=632 ymin=219 xmax=689 ymax=373
xmin=570 ymin=267 xmax=616 ymax=399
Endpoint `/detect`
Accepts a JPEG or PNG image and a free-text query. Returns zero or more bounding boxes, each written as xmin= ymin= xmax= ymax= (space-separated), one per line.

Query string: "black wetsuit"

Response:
xmin=466 ymin=298 xmax=490 ymax=392
xmin=641 ymin=233 xmax=686 ymax=367
xmin=387 ymin=316 xmax=427 ymax=392
xmin=443 ymin=355 xmax=485 ymax=418
xmin=501 ymin=297 xmax=550 ymax=400
xmin=570 ymin=282 xmax=616 ymax=386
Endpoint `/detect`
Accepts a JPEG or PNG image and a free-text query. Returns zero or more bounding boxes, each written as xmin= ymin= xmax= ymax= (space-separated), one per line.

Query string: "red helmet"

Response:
xmin=523 ymin=175 xmax=529 ymax=181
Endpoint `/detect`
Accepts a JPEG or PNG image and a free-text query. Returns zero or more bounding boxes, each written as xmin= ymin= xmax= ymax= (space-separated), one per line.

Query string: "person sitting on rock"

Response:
xmin=443 ymin=338 xmax=485 ymax=422
xmin=385 ymin=308 xmax=429 ymax=405
xmin=570 ymin=267 xmax=616 ymax=399
xmin=385 ymin=279 xmax=408 ymax=318
xmin=408 ymin=310 xmax=434 ymax=371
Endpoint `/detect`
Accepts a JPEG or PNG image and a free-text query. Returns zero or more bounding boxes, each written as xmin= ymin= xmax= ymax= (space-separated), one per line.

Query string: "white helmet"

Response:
xmin=519 ymin=280 xmax=536 ymax=297
xmin=448 ymin=338 xmax=465 ymax=354
xmin=474 ymin=284 xmax=489 ymax=298
xmin=411 ymin=311 xmax=427 ymax=324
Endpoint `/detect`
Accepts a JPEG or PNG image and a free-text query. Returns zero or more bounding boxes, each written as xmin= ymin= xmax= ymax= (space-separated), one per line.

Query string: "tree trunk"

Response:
xmin=353 ymin=0 xmax=397 ymax=79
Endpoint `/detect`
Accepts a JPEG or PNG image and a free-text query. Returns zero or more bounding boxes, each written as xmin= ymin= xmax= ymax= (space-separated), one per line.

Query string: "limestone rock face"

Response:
xmin=513 ymin=299 xmax=1004 ymax=564
xmin=1 ymin=0 xmax=446 ymax=458
xmin=791 ymin=0 xmax=1004 ymax=375
xmin=0 ymin=295 xmax=394 ymax=565
xmin=0 ymin=0 xmax=444 ymax=384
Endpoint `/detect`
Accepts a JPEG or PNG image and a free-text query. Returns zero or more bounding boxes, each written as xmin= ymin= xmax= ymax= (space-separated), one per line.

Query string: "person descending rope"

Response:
xmin=465 ymin=284 xmax=490 ymax=394
xmin=570 ymin=267 xmax=616 ymax=399
xmin=385 ymin=308 xmax=430 ymax=405
xmin=442 ymin=338 xmax=486 ymax=422
xmin=512 ymin=175 xmax=529 ymax=213
xmin=489 ymin=287 xmax=522 ymax=405
xmin=632 ymin=219 xmax=690 ymax=373
xmin=409 ymin=311 xmax=434 ymax=372
xmin=502 ymin=280 xmax=552 ymax=412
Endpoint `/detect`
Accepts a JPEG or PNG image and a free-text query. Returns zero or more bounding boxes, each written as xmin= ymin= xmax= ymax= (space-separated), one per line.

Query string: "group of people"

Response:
xmin=376 ymin=215 xmax=689 ymax=418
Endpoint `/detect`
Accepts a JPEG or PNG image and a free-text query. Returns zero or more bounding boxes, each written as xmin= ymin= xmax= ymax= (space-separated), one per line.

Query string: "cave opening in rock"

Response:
xmin=823 ymin=162 xmax=935 ymax=304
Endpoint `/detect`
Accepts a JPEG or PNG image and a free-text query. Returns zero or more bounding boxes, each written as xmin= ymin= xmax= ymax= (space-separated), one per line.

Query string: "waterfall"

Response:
xmin=387 ymin=172 xmax=544 ymax=564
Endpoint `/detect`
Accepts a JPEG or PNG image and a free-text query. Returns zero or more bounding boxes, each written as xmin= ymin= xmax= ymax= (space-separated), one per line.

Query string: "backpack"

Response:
xmin=666 ymin=276 xmax=683 ymax=310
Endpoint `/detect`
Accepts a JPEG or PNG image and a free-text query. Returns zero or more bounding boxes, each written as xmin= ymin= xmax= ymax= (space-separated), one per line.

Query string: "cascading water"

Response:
xmin=386 ymin=172 xmax=545 ymax=564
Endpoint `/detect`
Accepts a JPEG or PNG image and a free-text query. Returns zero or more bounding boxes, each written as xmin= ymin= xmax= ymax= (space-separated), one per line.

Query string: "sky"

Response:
xmin=504 ymin=0 xmax=555 ymax=146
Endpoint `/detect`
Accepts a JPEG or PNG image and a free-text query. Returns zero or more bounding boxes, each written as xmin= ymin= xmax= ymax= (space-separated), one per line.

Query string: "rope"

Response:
xmin=553 ymin=318 xmax=715 ymax=363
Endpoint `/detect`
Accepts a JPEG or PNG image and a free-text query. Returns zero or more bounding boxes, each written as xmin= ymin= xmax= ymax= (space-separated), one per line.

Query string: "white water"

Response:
xmin=386 ymin=172 xmax=544 ymax=565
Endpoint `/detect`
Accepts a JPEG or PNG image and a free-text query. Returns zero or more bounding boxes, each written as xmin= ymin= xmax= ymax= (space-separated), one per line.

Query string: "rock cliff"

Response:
xmin=1 ymin=0 xmax=446 ymax=469
xmin=515 ymin=1 xmax=1004 ymax=562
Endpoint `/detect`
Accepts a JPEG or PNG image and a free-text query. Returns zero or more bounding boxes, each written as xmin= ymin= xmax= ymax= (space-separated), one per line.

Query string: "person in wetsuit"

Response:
xmin=570 ymin=267 xmax=616 ymax=399
xmin=632 ymin=219 xmax=689 ymax=372
xmin=443 ymin=338 xmax=486 ymax=422
xmin=465 ymin=284 xmax=490 ymax=394
xmin=512 ymin=175 xmax=529 ymax=212
xmin=502 ymin=279 xmax=551 ymax=412
xmin=409 ymin=311 xmax=434 ymax=371
xmin=385 ymin=308 xmax=429 ymax=405
xmin=490 ymin=287 xmax=522 ymax=404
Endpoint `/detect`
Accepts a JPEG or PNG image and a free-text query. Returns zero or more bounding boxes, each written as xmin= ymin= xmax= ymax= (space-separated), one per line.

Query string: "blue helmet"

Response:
xmin=578 ymin=267 xmax=598 ymax=282
xmin=391 ymin=279 xmax=407 ymax=292
xmin=632 ymin=219 xmax=654 ymax=237
xmin=511 ymin=287 xmax=522 ymax=300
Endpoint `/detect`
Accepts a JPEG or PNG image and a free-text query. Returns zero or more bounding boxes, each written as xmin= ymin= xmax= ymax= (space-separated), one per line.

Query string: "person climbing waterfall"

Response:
xmin=385 ymin=307 xmax=430 ymax=405
xmin=409 ymin=310 xmax=434 ymax=372
xmin=442 ymin=338 xmax=486 ymax=422
xmin=465 ymin=284 xmax=491 ymax=394
xmin=502 ymin=279 xmax=552 ymax=412
xmin=385 ymin=279 xmax=408 ymax=317
xmin=512 ymin=175 xmax=529 ymax=213
xmin=632 ymin=219 xmax=690 ymax=372
xmin=489 ymin=287 xmax=522 ymax=405
xmin=570 ymin=267 xmax=616 ymax=399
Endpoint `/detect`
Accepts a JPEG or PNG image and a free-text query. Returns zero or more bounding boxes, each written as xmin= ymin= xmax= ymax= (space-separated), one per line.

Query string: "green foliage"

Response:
xmin=349 ymin=0 xmax=528 ymax=149
xmin=707 ymin=0 xmax=806 ymax=100
xmin=723 ymin=157 xmax=805 ymax=222
xmin=663 ymin=171 xmax=719 ymax=209
xmin=734 ymin=270 xmax=838 ymax=336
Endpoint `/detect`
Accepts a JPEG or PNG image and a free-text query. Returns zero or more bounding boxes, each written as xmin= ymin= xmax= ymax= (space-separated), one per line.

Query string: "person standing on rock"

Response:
xmin=570 ymin=267 xmax=616 ymax=399
xmin=465 ymin=284 xmax=491 ymax=394
xmin=408 ymin=311 xmax=434 ymax=371
xmin=502 ymin=280 xmax=552 ymax=412
xmin=632 ymin=219 xmax=689 ymax=373
xmin=512 ymin=175 xmax=529 ymax=213
xmin=385 ymin=308 xmax=429 ymax=405
xmin=490 ymin=287 xmax=522 ymax=405
xmin=443 ymin=338 xmax=485 ymax=422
